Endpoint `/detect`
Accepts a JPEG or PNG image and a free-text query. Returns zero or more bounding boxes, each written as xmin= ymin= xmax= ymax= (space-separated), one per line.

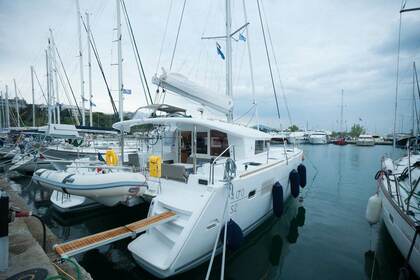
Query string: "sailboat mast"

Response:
xmin=225 ymin=0 xmax=233 ymax=122
xmin=76 ymin=0 xmax=85 ymax=126
xmin=86 ymin=12 xmax=93 ymax=127
xmin=46 ymin=49 xmax=52 ymax=126
xmin=50 ymin=29 xmax=60 ymax=124
xmin=31 ymin=66 xmax=35 ymax=127
xmin=13 ymin=79 xmax=20 ymax=127
xmin=116 ymin=0 xmax=124 ymax=163
xmin=116 ymin=0 xmax=123 ymax=123
xmin=5 ymin=85 xmax=9 ymax=129
xmin=340 ymin=89 xmax=344 ymax=133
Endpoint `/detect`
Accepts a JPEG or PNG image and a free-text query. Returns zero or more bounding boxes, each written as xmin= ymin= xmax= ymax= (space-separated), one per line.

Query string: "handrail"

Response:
xmin=209 ymin=144 xmax=235 ymax=185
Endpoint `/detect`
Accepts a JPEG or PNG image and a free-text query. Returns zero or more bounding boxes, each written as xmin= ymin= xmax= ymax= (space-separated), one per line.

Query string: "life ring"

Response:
xmin=105 ymin=150 xmax=119 ymax=166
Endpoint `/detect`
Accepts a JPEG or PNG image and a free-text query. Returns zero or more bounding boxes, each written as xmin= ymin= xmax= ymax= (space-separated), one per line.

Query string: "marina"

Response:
xmin=0 ymin=144 xmax=416 ymax=279
xmin=1 ymin=0 xmax=420 ymax=279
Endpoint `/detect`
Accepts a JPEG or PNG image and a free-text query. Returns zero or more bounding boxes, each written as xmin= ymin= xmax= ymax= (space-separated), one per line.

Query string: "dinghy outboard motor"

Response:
xmin=220 ymin=219 xmax=244 ymax=251
xmin=289 ymin=170 xmax=300 ymax=198
xmin=272 ymin=182 xmax=284 ymax=217
xmin=297 ymin=164 xmax=307 ymax=188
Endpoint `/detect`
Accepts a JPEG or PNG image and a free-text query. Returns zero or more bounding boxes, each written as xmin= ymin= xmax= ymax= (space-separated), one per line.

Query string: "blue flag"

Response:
xmin=122 ymin=89 xmax=132 ymax=95
xmin=90 ymin=101 xmax=96 ymax=107
xmin=216 ymin=42 xmax=225 ymax=60
xmin=239 ymin=33 xmax=246 ymax=42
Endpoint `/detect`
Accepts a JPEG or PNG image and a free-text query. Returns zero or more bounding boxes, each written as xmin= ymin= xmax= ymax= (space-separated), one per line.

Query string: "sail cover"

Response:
xmin=152 ymin=70 xmax=233 ymax=115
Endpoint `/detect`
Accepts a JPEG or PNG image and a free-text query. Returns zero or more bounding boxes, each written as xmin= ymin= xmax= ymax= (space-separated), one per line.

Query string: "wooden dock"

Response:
xmin=54 ymin=211 xmax=176 ymax=258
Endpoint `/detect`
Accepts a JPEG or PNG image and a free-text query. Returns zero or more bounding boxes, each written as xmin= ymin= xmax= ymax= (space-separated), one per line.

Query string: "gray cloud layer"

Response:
xmin=1 ymin=0 xmax=420 ymax=134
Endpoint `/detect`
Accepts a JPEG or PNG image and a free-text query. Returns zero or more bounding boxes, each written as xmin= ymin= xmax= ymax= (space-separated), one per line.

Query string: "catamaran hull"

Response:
xmin=33 ymin=169 xmax=147 ymax=207
xmin=130 ymin=150 xmax=304 ymax=278
xmin=379 ymin=181 xmax=420 ymax=277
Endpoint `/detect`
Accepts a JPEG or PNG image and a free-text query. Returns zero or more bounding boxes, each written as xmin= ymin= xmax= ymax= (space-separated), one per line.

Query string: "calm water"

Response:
xmin=5 ymin=144 xmax=417 ymax=280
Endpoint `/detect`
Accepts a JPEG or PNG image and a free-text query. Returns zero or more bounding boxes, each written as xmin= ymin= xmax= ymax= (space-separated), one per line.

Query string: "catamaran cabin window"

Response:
xmin=255 ymin=140 xmax=269 ymax=154
xmin=197 ymin=132 xmax=208 ymax=154
xmin=210 ymin=130 xmax=230 ymax=157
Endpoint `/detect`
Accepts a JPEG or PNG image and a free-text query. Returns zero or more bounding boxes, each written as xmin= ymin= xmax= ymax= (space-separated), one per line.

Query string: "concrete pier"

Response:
xmin=0 ymin=177 xmax=92 ymax=279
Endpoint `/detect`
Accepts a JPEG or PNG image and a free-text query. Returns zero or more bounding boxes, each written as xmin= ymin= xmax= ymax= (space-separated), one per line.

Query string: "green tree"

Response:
xmin=349 ymin=124 xmax=365 ymax=138
xmin=288 ymin=125 xmax=299 ymax=132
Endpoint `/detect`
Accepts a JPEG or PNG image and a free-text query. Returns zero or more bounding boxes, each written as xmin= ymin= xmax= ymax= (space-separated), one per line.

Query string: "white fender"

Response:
xmin=366 ymin=194 xmax=382 ymax=224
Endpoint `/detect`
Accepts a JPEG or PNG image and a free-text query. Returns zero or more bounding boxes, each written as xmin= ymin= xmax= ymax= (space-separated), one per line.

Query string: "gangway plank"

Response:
xmin=54 ymin=211 xmax=176 ymax=258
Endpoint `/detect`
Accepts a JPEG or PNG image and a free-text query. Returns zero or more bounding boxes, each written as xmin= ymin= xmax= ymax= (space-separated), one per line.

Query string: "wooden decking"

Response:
xmin=54 ymin=211 xmax=176 ymax=258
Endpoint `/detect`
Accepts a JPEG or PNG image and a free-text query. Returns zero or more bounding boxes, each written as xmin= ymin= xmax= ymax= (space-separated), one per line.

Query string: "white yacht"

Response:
xmin=113 ymin=115 xmax=305 ymax=278
xmin=308 ymin=132 xmax=328 ymax=144
xmin=371 ymin=153 xmax=420 ymax=277
xmin=356 ymin=134 xmax=375 ymax=146
xmin=286 ymin=131 xmax=306 ymax=144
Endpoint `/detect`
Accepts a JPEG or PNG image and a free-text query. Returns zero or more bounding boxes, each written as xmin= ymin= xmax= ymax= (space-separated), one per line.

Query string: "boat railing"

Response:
xmin=209 ymin=144 xmax=235 ymax=185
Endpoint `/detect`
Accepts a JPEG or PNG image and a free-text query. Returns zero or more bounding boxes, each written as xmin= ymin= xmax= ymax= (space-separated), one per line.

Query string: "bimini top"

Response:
xmin=113 ymin=117 xmax=270 ymax=140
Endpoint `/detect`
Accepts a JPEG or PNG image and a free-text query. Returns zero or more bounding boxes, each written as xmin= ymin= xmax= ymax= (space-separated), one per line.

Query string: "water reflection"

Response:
xmin=225 ymin=198 xmax=305 ymax=280
xmin=364 ymin=222 xmax=418 ymax=280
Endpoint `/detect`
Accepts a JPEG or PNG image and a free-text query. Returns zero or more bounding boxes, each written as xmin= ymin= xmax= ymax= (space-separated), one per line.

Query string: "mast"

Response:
xmin=340 ymin=89 xmax=344 ymax=134
xmin=48 ymin=38 xmax=56 ymax=124
xmin=46 ymin=49 xmax=52 ymax=126
xmin=76 ymin=0 xmax=85 ymax=126
xmin=225 ymin=0 xmax=233 ymax=122
xmin=50 ymin=29 xmax=60 ymax=124
xmin=86 ymin=12 xmax=93 ymax=127
xmin=13 ymin=79 xmax=20 ymax=127
xmin=5 ymin=85 xmax=9 ymax=129
xmin=116 ymin=0 xmax=124 ymax=163
xmin=31 ymin=66 xmax=35 ymax=127
xmin=116 ymin=0 xmax=123 ymax=123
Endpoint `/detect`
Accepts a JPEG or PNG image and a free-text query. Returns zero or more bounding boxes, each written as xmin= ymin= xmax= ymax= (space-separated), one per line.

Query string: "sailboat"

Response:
xmin=369 ymin=150 xmax=420 ymax=277
xmin=366 ymin=5 xmax=420 ymax=278
xmin=111 ymin=0 xmax=307 ymax=277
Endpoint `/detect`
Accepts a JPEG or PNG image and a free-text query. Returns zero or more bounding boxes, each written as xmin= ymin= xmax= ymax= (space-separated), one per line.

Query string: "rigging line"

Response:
xmin=260 ymin=0 xmax=292 ymax=126
xmin=120 ymin=0 xmax=153 ymax=105
xmin=393 ymin=1 xmax=405 ymax=151
xmin=120 ymin=1 xmax=148 ymax=105
xmin=234 ymin=103 xmax=256 ymax=122
xmin=155 ymin=0 xmax=173 ymax=74
xmin=169 ymin=0 xmax=187 ymax=71
xmin=33 ymin=70 xmax=48 ymax=104
xmin=256 ymin=0 xmax=281 ymax=121
xmin=413 ymin=62 xmax=420 ymax=133
xmin=54 ymin=43 xmax=83 ymax=121
xmin=246 ymin=108 xmax=256 ymax=126
xmin=56 ymin=62 xmax=80 ymax=124
xmin=80 ymin=15 xmax=119 ymax=119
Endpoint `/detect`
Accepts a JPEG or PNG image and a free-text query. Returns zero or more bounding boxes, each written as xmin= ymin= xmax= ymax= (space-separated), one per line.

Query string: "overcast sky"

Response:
xmin=1 ymin=0 xmax=420 ymax=134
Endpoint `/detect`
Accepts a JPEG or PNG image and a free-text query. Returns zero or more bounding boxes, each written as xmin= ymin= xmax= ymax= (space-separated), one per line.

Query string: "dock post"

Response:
xmin=0 ymin=192 xmax=9 ymax=272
